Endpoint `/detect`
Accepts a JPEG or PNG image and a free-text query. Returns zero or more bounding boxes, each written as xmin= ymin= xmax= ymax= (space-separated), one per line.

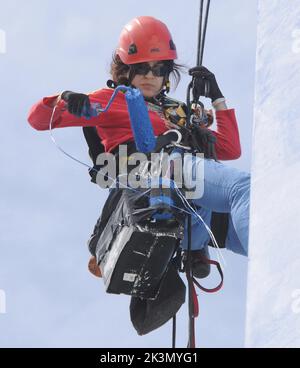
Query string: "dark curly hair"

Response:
xmin=110 ymin=52 xmax=185 ymax=90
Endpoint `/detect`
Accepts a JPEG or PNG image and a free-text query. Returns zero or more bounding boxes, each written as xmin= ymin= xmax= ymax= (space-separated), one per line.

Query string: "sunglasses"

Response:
xmin=130 ymin=62 xmax=172 ymax=77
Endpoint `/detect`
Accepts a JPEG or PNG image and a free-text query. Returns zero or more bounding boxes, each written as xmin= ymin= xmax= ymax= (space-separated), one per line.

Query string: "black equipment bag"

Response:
xmin=93 ymin=187 xmax=185 ymax=300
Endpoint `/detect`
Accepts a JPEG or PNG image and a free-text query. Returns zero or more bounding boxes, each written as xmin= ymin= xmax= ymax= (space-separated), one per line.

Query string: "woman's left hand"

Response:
xmin=189 ymin=66 xmax=224 ymax=102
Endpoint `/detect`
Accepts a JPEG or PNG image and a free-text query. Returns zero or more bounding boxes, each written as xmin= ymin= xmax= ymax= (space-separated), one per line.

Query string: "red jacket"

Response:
xmin=28 ymin=88 xmax=241 ymax=160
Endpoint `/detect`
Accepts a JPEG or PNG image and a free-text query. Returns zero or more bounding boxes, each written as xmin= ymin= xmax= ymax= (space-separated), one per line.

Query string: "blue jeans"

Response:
xmin=176 ymin=152 xmax=250 ymax=256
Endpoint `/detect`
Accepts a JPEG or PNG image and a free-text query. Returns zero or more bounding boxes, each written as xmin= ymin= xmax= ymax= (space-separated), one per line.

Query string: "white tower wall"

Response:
xmin=245 ymin=0 xmax=300 ymax=348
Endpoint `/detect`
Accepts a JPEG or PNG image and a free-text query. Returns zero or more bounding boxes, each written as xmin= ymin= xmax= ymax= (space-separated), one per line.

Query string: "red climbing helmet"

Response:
xmin=116 ymin=16 xmax=178 ymax=64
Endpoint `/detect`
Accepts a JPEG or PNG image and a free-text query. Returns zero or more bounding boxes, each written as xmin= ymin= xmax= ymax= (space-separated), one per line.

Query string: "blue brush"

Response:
xmin=125 ymin=88 xmax=156 ymax=153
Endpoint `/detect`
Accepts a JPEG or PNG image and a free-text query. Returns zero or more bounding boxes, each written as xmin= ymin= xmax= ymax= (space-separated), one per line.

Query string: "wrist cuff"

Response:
xmin=212 ymin=97 xmax=226 ymax=107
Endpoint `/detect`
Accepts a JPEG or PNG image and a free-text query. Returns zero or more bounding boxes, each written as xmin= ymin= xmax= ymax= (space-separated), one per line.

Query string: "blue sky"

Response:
xmin=0 ymin=0 xmax=257 ymax=347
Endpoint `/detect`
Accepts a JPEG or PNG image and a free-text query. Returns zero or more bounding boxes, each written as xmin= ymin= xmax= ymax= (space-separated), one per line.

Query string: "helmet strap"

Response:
xmin=164 ymin=79 xmax=171 ymax=94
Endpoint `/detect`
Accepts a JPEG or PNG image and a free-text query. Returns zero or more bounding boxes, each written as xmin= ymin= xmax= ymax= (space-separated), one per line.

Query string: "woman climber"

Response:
xmin=28 ymin=16 xmax=250 ymax=280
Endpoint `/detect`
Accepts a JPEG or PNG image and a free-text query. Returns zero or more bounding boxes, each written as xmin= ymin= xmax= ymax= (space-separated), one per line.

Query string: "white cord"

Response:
xmin=49 ymin=106 xmax=95 ymax=170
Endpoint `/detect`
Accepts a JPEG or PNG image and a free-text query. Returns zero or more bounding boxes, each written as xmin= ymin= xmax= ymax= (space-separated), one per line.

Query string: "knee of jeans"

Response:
xmin=226 ymin=241 xmax=248 ymax=256
xmin=238 ymin=173 xmax=251 ymax=187
xmin=230 ymin=173 xmax=250 ymax=200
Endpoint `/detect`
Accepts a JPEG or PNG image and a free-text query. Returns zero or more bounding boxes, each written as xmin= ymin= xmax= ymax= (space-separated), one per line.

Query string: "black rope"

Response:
xmin=187 ymin=213 xmax=195 ymax=348
xmin=172 ymin=315 xmax=176 ymax=348
xmin=197 ymin=0 xmax=211 ymax=67
xmin=185 ymin=0 xmax=211 ymax=349
xmin=196 ymin=0 xmax=204 ymax=66
xmin=186 ymin=0 xmax=211 ymax=130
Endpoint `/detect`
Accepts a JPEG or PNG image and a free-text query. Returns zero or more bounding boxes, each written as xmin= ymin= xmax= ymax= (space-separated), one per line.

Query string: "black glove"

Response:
xmin=188 ymin=66 xmax=224 ymax=102
xmin=61 ymin=91 xmax=90 ymax=117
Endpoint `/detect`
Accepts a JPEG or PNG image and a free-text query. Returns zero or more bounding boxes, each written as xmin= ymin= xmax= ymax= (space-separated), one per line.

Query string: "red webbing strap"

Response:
xmin=187 ymin=258 xmax=224 ymax=348
xmin=186 ymin=267 xmax=196 ymax=348
xmin=186 ymin=280 xmax=199 ymax=349
xmin=193 ymin=258 xmax=224 ymax=293
xmin=192 ymin=281 xmax=199 ymax=317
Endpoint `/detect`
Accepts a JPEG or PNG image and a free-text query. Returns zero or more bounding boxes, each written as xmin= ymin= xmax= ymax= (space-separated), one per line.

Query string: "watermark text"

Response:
xmin=94 ymin=145 xmax=204 ymax=200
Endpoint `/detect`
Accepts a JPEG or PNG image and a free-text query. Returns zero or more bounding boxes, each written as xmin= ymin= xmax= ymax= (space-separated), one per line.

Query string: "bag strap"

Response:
xmin=82 ymin=126 xmax=105 ymax=165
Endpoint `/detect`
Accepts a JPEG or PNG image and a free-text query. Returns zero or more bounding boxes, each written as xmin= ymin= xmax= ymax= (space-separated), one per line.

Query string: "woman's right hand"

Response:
xmin=60 ymin=91 xmax=90 ymax=117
